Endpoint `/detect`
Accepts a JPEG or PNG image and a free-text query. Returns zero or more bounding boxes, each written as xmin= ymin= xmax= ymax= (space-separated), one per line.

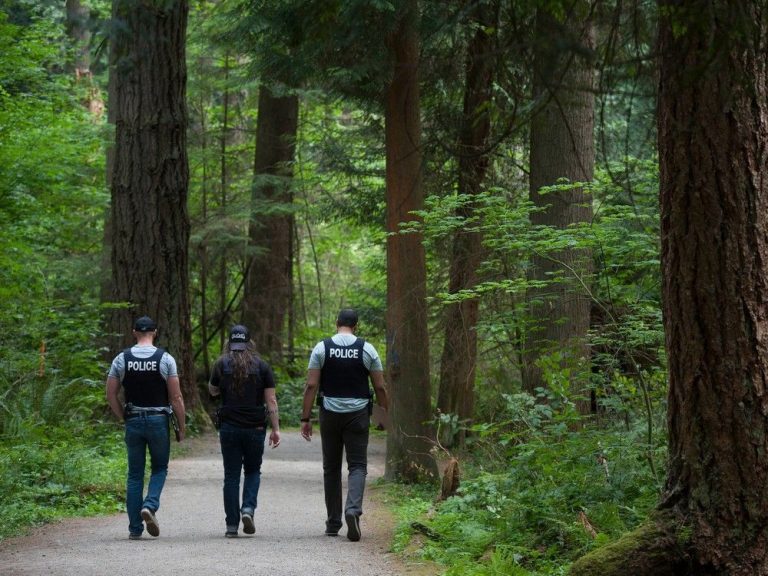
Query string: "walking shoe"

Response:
xmin=128 ymin=533 xmax=142 ymax=540
xmin=242 ymin=513 xmax=255 ymax=535
xmin=345 ymin=513 xmax=361 ymax=542
xmin=325 ymin=519 xmax=341 ymax=536
xmin=141 ymin=508 xmax=160 ymax=537
xmin=225 ymin=527 xmax=238 ymax=538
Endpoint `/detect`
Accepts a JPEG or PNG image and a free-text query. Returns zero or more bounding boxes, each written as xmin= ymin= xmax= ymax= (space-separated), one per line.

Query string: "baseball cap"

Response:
xmin=134 ymin=316 xmax=157 ymax=332
xmin=229 ymin=324 xmax=250 ymax=350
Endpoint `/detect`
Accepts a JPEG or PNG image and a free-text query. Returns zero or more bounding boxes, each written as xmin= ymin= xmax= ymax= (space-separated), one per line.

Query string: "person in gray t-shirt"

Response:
xmin=300 ymin=309 xmax=389 ymax=542
xmin=105 ymin=316 xmax=186 ymax=540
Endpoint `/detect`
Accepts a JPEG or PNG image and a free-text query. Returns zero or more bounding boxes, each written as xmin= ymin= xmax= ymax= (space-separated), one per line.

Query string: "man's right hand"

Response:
xmin=301 ymin=421 xmax=313 ymax=441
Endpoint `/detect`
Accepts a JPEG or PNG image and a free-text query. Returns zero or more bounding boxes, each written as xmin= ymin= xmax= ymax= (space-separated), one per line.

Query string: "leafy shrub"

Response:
xmin=0 ymin=425 xmax=125 ymax=540
xmin=391 ymin=396 xmax=666 ymax=575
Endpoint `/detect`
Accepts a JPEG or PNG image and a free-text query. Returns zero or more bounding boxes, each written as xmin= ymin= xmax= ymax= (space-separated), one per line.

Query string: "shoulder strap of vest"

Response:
xmin=320 ymin=339 xmax=334 ymax=394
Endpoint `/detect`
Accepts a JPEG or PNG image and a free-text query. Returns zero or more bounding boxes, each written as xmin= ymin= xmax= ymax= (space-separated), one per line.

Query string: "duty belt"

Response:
xmin=125 ymin=403 xmax=172 ymax=417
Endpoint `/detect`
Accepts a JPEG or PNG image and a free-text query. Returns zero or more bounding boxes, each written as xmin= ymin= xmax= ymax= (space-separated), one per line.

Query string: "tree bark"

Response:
xmin=384 ymin=0 xmax=437 ymax=482
xmin=242 ymin=85 xmax=298 ymax=363
xmin=658 ymin=2 xmax=768 ymax=572
xmin=523 ymin=3 xmax=595 ymax=414
xmin=107 ymin=0 xmax=200 ymax=411
xmin=571 ymin=2 xmax=768 ymax=574
xmin=436 ymin=0 xmax=496 ymax=444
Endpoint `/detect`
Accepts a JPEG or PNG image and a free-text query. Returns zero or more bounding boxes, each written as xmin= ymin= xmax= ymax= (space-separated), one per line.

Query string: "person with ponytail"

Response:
xmin=209 ymin=324 xmax=280 ymax=538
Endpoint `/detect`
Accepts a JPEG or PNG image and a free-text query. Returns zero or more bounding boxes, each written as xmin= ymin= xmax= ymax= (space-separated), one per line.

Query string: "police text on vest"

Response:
xmin=329 ymin=348 xmax=359 ymax=359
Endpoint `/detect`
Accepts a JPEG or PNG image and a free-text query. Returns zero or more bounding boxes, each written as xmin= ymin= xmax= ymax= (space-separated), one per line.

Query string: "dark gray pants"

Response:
xmin=319 ymin=406 xmax=369 ymax=531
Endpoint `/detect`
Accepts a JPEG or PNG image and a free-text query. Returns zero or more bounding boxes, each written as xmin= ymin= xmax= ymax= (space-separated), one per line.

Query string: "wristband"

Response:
xmin=300 ymin=417 xmax=310 ymax=423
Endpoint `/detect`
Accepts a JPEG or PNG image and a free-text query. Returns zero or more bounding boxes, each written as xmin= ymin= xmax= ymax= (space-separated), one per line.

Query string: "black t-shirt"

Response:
xmin=211 ymin=353 xmax=275 ymax=427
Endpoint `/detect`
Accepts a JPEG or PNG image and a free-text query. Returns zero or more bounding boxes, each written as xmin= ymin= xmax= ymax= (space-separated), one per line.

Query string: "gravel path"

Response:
xmin=0 ymin=432 xmax=405 ymax=576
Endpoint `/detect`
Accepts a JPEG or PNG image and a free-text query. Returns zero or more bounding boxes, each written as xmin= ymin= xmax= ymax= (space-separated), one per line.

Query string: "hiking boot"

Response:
xmin=242 ymin=513 xmax=255 ymax=535
xmin=141 ymin=508 xmax=159 ymax=537
xmin=345 ymin=513 xmax=361 ymax=542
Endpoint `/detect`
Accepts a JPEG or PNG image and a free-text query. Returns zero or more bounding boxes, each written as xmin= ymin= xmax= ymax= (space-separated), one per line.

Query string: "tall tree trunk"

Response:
xmin=107 ymin=0 xmax=200 ymax=411
xmin=217 ymin=51 xmax=230 ymax=350
xmin=523 ymin=3 xmax=595 ymax=414
xmin=197 ymin=81 xmax=211 ymax=378
xmin=242 ymin=85 xmax=298 ymax=363
xmin=437 ymin=0 xmax=496 ymax=444
xmin=571 ymin=3 xmax=768 ymax=575
xmin=658 ymin=2 xmax=768 ymax=571
xmin=218 ymin=55 xmax=230 ymax=354
xmin=384 ymin=0 xmax=436 ymax=482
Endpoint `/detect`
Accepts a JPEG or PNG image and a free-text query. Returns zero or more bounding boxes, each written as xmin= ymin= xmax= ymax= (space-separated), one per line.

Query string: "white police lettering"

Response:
xmin=127 ymin=360 xmax=158 ymax=371
xmin=329 ymin=347 xmax=359 ymax=359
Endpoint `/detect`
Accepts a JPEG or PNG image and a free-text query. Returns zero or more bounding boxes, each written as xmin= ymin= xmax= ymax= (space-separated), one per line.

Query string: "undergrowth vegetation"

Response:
xmin=0 ymin=423 xmax=126 ymax=540
xmin=387 ymin=392 xmax=667 ymax=576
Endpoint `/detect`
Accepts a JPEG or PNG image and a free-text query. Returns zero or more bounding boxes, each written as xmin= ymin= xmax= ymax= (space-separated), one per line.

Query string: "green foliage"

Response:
xmin=391 ymin=396 xmax=666 ymax=575
xmin=273 ymin=372 xmax=306 ymax=427
xmin=0 ymin=425 xmax=125 ymax=540
xmin=412 ymin=153 xmax=664 ymax=428
xmin=0 ymin=4 xmax=117 ymax=540
xmin=0 ymin=374 xmax=105 ymax=436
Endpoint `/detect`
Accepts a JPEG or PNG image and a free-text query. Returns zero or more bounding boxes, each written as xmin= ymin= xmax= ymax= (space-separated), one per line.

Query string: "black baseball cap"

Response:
xmin=229 ymin=324 xmax=250 ymax=350
xmin=336 ymin=309 xmax=358 ymax=328
xmin=134 ymin=316 xmax=157 ymax=332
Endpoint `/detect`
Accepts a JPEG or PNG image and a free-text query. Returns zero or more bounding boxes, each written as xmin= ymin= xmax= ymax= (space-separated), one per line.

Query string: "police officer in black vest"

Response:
xmin=301 ymin=309 xmax=389 ymax=541
xmin=106 ymin=316 xmax=186 ymax=540
xmin=209 ymin=325 xmax=281 ymax=538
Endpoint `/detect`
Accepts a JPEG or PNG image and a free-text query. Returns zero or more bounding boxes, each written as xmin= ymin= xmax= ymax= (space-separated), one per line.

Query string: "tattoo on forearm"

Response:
xmin=266 ymin=406 xmax=279 ymax=416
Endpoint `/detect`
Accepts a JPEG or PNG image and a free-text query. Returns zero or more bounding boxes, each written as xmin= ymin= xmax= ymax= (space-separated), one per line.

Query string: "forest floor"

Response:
xmin=0 ymin=432 xmax=438 ymax=576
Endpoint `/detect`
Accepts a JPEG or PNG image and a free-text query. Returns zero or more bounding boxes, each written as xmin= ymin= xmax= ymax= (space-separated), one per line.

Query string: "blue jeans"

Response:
xmin=219 ymin=422 xmax=267 ymax=529
xmin=124 ymin=414 xmax=170 ymax=535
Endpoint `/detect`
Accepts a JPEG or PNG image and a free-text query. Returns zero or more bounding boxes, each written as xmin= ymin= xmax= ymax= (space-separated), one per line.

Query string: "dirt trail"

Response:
xmin=0 ymin=432 xmax=418 ymax=576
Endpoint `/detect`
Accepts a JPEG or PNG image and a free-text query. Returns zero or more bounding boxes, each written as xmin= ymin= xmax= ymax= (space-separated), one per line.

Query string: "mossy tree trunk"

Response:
xmin=572 ymin=2 xmax=768 ymax=574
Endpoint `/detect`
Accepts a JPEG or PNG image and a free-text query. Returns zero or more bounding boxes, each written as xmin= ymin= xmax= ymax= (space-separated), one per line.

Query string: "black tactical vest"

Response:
xmin=319 ymin=337 xmax=370 ymax=399
xmin=122 ymin=347 xmax=168 ymax=407
xmin=217 ymin=355 xmax=267 ymax=427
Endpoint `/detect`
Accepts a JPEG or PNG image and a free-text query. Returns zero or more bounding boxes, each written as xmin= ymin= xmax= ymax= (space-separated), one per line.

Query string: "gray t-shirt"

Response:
xmin=108 ymin=344 xmax=178 ymax=382
xmin=308 ymin=333 xmax=382 ymax=413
